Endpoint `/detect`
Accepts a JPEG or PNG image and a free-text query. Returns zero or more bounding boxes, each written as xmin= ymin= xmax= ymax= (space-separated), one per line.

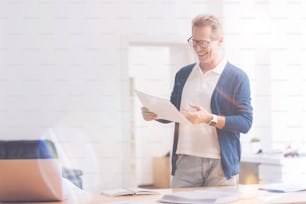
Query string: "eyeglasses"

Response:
xmin=187 ymin=37 xmax=210 ymax=48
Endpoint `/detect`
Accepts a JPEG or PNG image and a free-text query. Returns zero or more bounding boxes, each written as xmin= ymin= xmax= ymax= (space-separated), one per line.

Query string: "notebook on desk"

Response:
xmin=0 ymin=159 xmax=64 ymax=202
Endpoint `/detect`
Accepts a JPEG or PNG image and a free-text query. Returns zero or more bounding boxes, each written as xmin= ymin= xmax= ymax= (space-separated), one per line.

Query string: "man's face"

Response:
xmin=191 ymin=26 xmax=223 ymax=65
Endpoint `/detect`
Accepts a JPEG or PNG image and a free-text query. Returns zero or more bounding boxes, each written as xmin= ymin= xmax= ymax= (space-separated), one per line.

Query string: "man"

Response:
xmin=141 ymin=14 xmax=253 ymax=187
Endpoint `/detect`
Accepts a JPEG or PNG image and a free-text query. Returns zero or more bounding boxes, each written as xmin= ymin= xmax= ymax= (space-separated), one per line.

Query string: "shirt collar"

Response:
xmin=195 ymin=58 xmax=227 ymax=75
xmin=214 ymin=57 xmax=227 ymax=74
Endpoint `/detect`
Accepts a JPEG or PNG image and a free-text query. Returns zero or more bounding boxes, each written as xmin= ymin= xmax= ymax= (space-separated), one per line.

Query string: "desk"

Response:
xmin=95 ymin=185 xmax=306 ymax=204
xmin=3 ymin=185 xmax=306 ymax=204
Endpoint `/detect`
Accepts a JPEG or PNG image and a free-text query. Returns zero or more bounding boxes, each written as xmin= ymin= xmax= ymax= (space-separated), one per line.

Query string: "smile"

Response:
xmin=198 ymin=52 xmax=207 ymax=57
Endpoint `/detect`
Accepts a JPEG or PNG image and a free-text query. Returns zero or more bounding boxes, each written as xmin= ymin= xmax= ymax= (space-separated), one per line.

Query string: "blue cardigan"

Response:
xmin=164 ymin=62 xmax=253 ymax=179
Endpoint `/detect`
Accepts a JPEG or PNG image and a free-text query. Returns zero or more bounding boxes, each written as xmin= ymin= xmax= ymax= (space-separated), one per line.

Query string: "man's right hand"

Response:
xmin=141 ymin=107 xmax=157 ymax=121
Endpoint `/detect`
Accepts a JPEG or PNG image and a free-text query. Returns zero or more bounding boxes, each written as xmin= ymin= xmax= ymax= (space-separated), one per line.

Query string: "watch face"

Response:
xmin=208 ymin=114 xmax=217 ymax=126
xmin=208 ymin=121 xmax=217 ymax=126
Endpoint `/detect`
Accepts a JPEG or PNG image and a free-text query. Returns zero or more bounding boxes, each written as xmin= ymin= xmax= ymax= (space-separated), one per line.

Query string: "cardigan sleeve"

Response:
xmin=225 ymin=73 xmax=252 ymax=133
xmin=213 ymin=65 xmax=253 ymax=134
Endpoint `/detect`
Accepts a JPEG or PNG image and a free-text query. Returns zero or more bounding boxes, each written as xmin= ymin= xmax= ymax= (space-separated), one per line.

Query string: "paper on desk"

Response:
xmin=158 ymin=188 xmax=242 ymax=204
xmin=135 ymin=90 xmax=190 ymax=124
xmin=107 ymin=201 xmax=144 ymax=204
xmin=258 ymin=188 xmax=306 ymax=204
xmin=258 ymin=183 xmax=306 ymax=193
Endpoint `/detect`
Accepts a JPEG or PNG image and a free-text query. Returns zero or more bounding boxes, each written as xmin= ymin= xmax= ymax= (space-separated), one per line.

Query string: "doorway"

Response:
xmin=128 ymin=42 xmax=194 ymax=185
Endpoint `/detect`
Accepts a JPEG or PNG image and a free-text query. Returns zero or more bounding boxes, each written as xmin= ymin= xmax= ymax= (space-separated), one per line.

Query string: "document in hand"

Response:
xmin=101 ymin=187 xmax=160 ymax=197
xmin=158 ymin=188 xmax=242 ymax=204
xmin=135 ymin=90 xmax=190 ymax=124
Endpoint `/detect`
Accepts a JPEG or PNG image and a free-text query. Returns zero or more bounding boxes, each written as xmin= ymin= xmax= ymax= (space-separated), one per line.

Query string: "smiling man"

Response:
xmin=141 ymin=14 xmax=253 ymax=188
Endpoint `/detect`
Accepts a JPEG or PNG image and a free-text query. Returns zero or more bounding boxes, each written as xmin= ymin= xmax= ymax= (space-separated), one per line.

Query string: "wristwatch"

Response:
xmin=208 ymin=114 xmax=218 ymax=126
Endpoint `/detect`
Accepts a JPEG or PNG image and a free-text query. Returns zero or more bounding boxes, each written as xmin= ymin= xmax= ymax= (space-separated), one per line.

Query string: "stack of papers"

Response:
xmin=258 ymin=183 xmax=306 ymax=204
xmin=258 ymin=183 xmax=306 ymax=193
xmin=101 ymin=187 xmax=160 ymax=197
xmin=158 ymin=188 xmax=242 ymax=204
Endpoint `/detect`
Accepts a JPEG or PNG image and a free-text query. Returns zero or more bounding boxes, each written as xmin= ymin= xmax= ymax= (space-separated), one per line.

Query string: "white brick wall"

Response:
xmin=0 ymin=0 xmax=223 ymax=192
xmin=4 ymin=0 xmax=295 ymax=192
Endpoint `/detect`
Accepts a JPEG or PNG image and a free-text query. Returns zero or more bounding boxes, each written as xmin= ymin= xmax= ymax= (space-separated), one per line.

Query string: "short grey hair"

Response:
xmin=192 ymin=14 xmax=223 ymax=40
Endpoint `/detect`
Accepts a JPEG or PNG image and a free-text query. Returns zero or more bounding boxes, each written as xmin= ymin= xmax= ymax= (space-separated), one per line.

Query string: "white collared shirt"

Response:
xmin=177 ymin=58 xmax=227 ymax=159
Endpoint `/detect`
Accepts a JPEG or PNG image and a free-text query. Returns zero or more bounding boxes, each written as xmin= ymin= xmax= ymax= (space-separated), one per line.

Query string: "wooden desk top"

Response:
xmin=95 ymin=185 xmax=306 ymax=204
xmin=3 ymin=185 xmax=306 ymax=204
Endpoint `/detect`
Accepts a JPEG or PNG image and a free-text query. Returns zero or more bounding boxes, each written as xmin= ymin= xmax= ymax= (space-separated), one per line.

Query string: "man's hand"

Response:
xmin=181 ymin=103 xmax=212 ymax=124
xmin=141 ymin=107 xmax=157 ymax=121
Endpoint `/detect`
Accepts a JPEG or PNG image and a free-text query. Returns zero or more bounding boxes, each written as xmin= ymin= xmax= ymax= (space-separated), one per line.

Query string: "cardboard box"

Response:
xmin=239 ymin=162 xmax=259 ymax=184
xmin=153 ymin=157 xmax=170 ymax=188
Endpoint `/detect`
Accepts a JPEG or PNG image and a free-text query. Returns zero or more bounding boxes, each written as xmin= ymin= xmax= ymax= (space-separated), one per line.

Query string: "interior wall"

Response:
xmin=0 ymin=0 xmax=224 ymax=192
xmin=1 ymin=0 xmax=282 ymax=191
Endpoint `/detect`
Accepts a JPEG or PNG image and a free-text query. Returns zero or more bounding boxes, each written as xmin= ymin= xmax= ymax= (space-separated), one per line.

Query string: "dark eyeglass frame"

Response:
xmin=187 ymin=36 xmax=210 ymax=48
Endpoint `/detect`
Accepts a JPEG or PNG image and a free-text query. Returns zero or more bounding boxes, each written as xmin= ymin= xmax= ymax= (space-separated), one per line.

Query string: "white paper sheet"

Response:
xmin=158 ymin=189 xmax=242 ymax=204
xmin=135 ymin=90 xmax=191 ymax=124
xmin=258 ymin=183 xmax=306 ymax=193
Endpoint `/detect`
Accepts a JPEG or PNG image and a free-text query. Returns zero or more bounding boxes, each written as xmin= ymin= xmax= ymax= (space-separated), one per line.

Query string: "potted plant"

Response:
xmin=250 ymin=137 xmax=261 ymax=154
